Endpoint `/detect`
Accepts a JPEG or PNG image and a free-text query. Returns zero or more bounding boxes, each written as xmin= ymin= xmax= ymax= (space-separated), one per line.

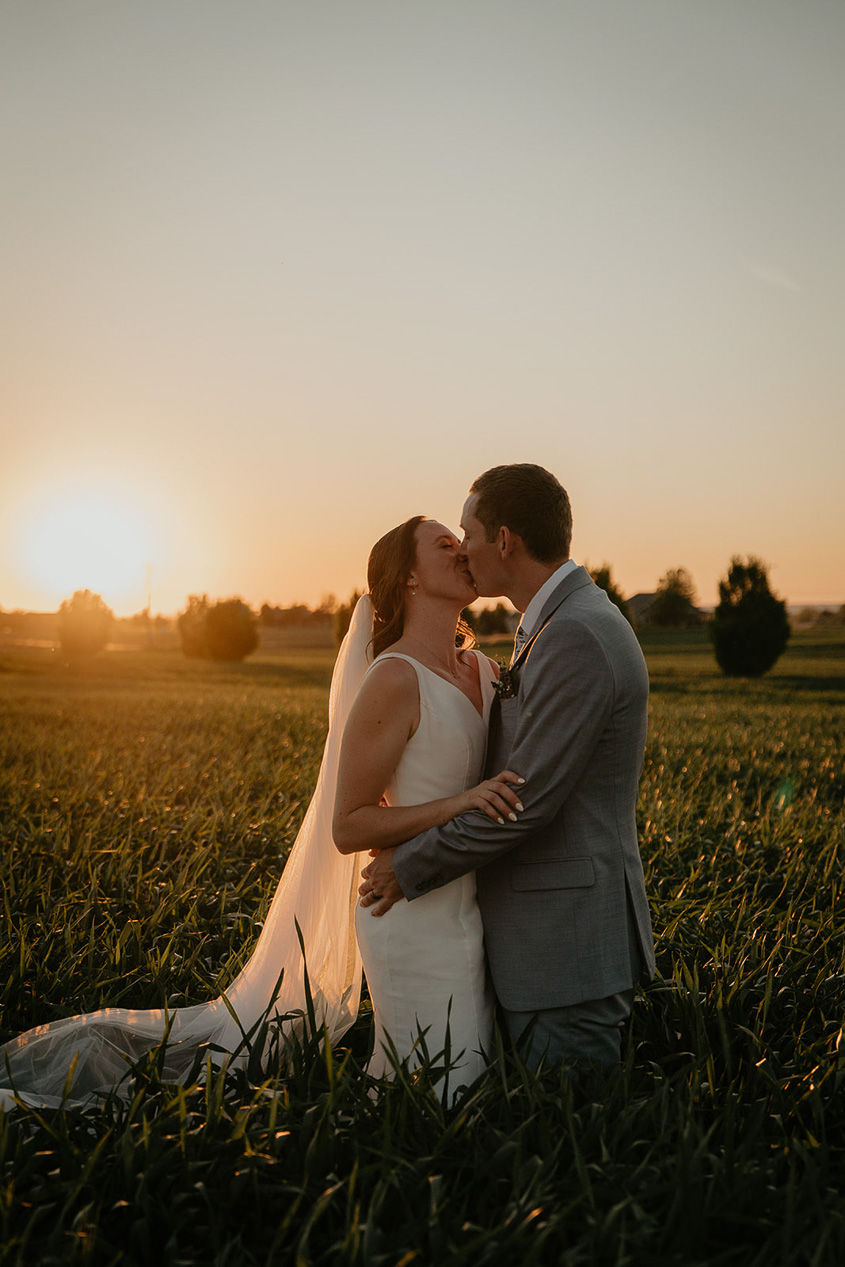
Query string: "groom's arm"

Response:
xmin=361 ymin=618 xmax=618 ymax=913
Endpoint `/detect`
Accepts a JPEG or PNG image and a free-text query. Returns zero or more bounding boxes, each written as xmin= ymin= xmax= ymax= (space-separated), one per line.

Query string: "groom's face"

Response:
xmin=459 ymin=495 xmax=504 ymax=598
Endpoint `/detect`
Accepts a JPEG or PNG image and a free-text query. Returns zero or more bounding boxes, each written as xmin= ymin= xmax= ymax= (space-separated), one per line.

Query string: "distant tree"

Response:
xmin=649 ymin=567 xmax=701 ymax=628
xmin=476 ymin=602 xmax=512 ymax=636
xmin=178 ymin=595 xmax=211 ymax=658
xmin=205 ymin=599 xmax=259 ymax=661
xmin=710 ymin=556 xmax=790 ymax=677
xmin=276 ymin=604 xmax=303 ymax=627
xmin=334 ymin=591 xmax=362 ymax=647
xmin=588 ymin=563 xmax=632 ymax=624
xmin=259 ymin=601 xmax=336 ymax=628
xmin=810 ymin=605 xmax=845 ymax=628
xmin=794 ymin=606 xmax=842 ymax=628
xmin=315 ymin=593 xmax=338 ymax=617
xmin=177 ymin=596 xmax=258 ymax=661
xmin=58 ymin=589 xmax=114 ymax=656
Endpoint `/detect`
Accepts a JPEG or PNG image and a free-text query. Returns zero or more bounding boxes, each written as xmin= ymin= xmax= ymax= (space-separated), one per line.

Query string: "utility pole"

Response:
xmin=145 ymin=563 xmax=153 ymax=644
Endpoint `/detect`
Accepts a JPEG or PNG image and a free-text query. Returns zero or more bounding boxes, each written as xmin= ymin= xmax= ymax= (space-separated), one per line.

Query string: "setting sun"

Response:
xmin=16 ymin=487 xmax=157 ymax=614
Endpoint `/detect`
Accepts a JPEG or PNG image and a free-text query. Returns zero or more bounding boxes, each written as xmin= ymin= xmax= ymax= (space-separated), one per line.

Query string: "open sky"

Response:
xmin=2 ymin=0 xmax=843 ymax=617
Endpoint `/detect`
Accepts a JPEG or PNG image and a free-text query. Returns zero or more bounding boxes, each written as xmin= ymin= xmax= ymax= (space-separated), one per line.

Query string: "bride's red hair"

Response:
xmin=367 ymin=516 xmax=475 ymax=659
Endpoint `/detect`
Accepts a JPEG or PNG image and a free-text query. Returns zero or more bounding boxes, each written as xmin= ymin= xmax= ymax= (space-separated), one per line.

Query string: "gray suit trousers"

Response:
xmin=502 ymin=988 xmax=635 ymax=1070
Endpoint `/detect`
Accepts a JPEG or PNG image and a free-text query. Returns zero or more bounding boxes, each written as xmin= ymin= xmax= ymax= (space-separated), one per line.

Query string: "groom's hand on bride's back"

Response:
xmin=359 ymin=846 xmax=405 ymax=916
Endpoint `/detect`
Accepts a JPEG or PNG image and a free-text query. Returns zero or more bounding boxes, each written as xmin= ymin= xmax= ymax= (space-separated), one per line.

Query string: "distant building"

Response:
xmin=627 ymin=592 xmax=656 ymax=626
xmin=628 ymin=592 xmax=706 ymax=629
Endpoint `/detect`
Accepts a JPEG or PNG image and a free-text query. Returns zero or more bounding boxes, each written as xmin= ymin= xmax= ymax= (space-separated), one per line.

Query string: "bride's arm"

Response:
xmin=332 ymin=658 xmax=522 ymax=856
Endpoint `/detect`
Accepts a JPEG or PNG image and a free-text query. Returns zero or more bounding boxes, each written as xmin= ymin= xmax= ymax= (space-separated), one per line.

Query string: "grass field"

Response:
xmin=0 ymin=630 xmax=843 ymax=1265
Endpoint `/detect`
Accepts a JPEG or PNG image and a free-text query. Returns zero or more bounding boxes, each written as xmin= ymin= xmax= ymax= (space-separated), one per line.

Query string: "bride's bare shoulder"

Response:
xmin=348 ymin=653 xmax=420 ymax=730
xmin=362 ymin=652 xmax=419 ymax=696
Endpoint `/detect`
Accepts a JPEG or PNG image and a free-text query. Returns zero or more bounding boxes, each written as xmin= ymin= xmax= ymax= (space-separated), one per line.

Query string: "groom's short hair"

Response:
xmin=470 ymin=464 xmax=572 ymax=563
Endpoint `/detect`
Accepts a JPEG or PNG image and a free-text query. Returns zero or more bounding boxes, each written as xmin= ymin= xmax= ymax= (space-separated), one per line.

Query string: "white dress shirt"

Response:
xmin=518 ymin=558 xmax=579 ymax=644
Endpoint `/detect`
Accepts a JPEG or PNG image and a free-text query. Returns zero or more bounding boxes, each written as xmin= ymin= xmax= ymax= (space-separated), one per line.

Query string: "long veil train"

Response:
xmin=0 ymin=597 xmax=375 ymax=1110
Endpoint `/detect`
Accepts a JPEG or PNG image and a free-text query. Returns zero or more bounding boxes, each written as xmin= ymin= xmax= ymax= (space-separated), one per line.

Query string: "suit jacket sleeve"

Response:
xmin=393 ymin=615 xmax=617 ymax=898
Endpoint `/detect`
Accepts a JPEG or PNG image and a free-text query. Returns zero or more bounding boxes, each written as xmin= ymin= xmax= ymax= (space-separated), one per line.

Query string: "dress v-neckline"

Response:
xmin=381 ymin=650 xmax=488 ymax=720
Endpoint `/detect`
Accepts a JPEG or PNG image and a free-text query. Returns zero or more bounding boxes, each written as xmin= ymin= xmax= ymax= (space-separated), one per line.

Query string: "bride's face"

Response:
xmin=409 ymin=520 xmax=477 ymax=604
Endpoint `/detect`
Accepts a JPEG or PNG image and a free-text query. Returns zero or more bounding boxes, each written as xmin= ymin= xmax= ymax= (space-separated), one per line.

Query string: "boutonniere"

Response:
xmin=493 ymin=660 xmax=519 ymax=699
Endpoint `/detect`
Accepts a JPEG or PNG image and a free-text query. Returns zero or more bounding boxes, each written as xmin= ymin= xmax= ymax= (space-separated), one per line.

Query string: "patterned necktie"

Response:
xmin=510 ymin=622 xmax=527 ymax=667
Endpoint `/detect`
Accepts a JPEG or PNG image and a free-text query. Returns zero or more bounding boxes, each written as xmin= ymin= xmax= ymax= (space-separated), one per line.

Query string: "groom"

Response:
xmin=360 ymin=463 xmax=655 ymax=1069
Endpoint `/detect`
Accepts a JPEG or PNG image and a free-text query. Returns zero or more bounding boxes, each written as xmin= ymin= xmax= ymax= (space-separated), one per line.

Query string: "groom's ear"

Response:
xmin=498 ymin=526 xmax=520 ymax=558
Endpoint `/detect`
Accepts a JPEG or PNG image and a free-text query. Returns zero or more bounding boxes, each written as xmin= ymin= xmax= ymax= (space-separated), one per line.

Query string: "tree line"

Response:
xmin=43 ymin=555 xmax=843 ymax=679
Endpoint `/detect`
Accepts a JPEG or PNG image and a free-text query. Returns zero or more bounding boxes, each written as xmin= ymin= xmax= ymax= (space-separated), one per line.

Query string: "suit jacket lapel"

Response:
xmin=511 ymin=566 xmax=594 ymax=668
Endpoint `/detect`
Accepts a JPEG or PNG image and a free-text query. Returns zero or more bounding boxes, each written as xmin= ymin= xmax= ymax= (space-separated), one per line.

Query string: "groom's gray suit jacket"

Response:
xmin=393 ymin=566 xmax=655 ymax=1012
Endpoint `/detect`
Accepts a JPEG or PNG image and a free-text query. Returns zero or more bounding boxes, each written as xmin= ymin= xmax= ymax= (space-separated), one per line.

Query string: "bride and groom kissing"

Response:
xmin=0 ymin=463 xmax=654 ymax=1109
xmin=339 ymin=461 xmax=654 ymax=1081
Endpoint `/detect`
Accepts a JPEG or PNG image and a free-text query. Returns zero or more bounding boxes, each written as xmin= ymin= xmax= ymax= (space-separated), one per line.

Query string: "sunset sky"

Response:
xmin=2 ymin=1 xmax=843 ymax=618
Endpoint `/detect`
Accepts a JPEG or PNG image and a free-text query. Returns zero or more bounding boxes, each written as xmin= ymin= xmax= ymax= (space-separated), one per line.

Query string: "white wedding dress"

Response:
xmin=355 ymin=652 xmax=495 ymax=1088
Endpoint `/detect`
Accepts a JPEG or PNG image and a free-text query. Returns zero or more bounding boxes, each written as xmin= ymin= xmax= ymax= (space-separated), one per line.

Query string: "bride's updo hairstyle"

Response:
xmin=367 ymin=515 xmax=475 ymax=660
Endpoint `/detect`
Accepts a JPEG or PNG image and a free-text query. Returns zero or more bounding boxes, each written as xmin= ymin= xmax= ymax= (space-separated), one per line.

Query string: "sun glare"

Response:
xmin=17 ymin=488 xmax=157 ymax=614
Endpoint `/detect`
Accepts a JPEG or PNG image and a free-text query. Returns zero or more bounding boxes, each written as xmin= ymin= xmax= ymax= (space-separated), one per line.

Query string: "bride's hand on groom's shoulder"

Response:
xmin=460 ymin=770 xmax=525 ymax=826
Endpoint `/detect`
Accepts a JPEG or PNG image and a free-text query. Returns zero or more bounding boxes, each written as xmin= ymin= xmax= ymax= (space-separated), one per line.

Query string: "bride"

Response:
xmin=0 ymin=516 xmax=520 ymax=1110
xmin=333 ymin=516 xmax=522 ymax=1086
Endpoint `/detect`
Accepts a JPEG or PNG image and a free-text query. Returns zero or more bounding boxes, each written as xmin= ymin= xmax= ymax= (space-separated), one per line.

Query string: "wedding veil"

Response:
xmin=0 ymin=596 xmax=375 ymax=1110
